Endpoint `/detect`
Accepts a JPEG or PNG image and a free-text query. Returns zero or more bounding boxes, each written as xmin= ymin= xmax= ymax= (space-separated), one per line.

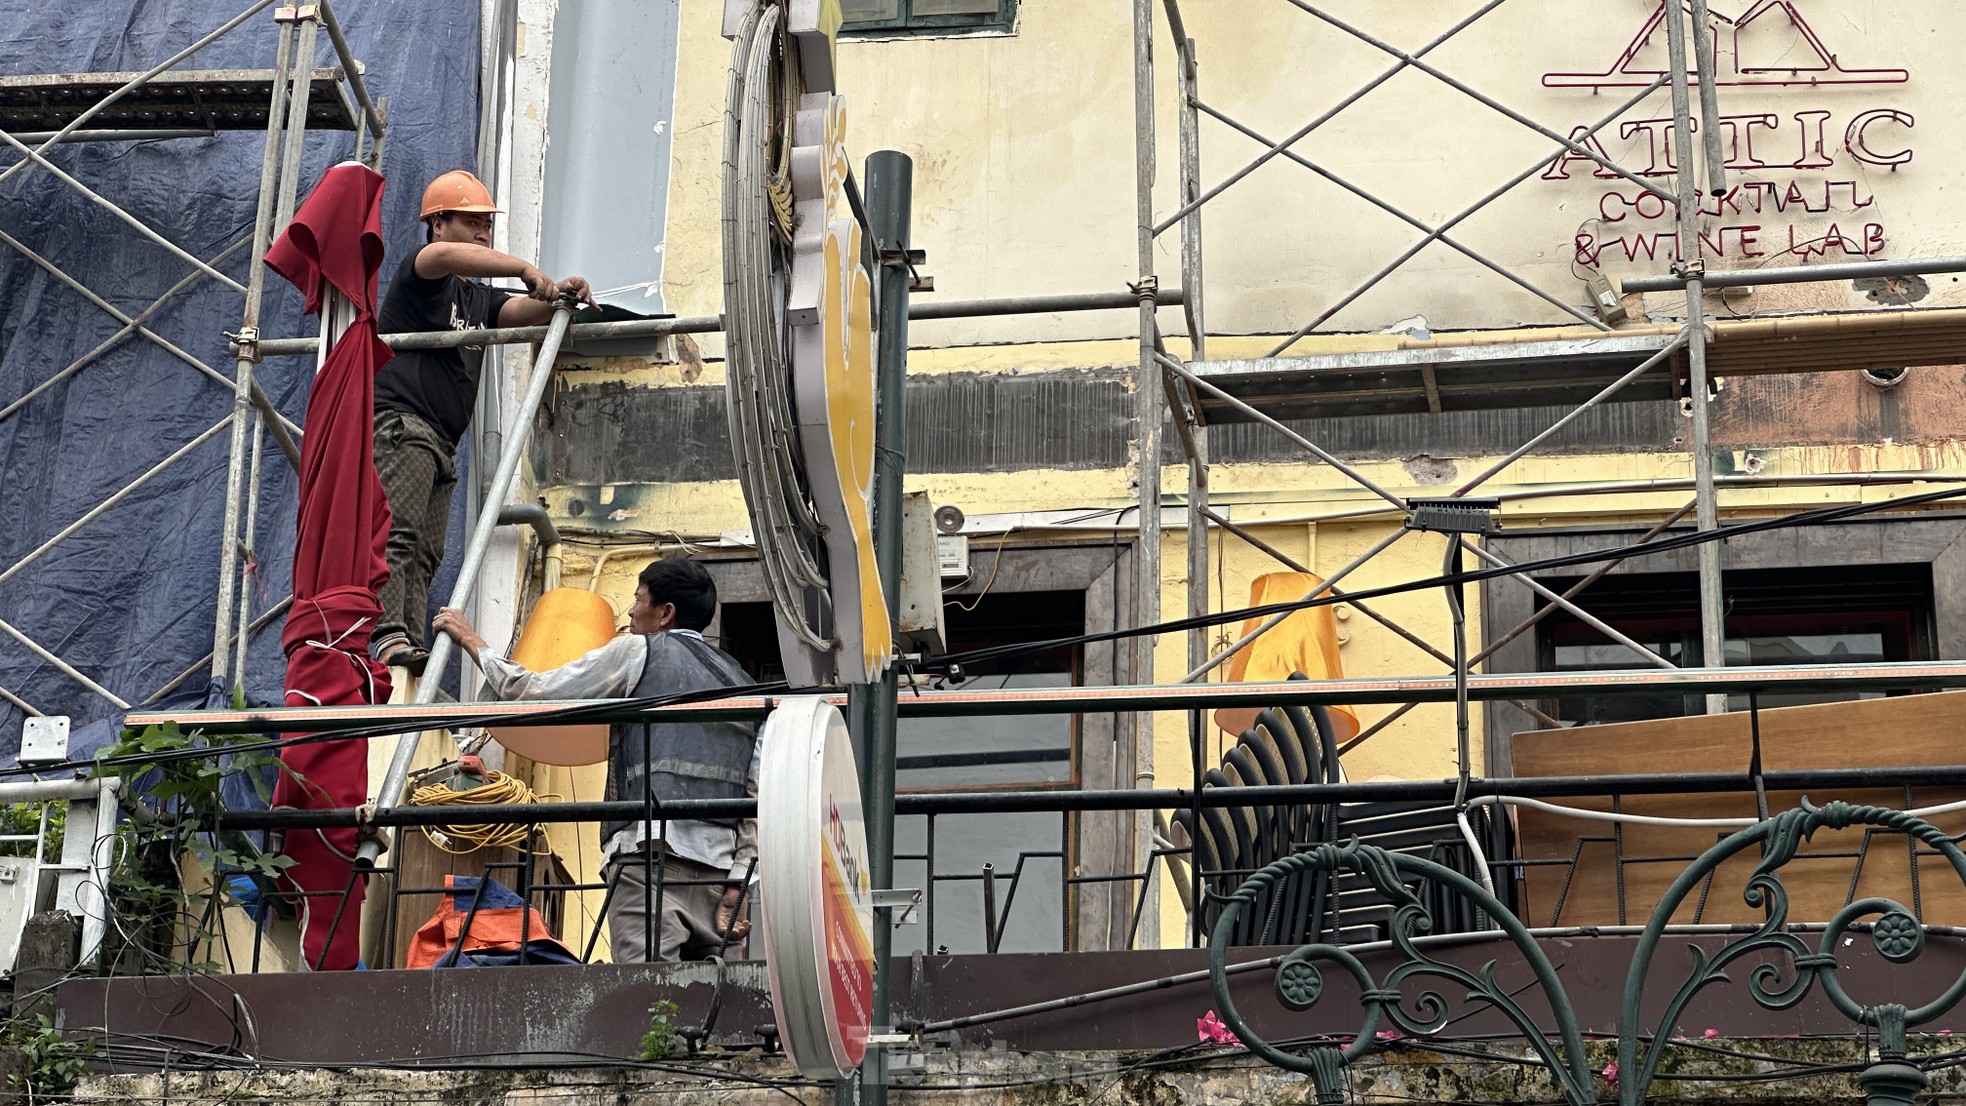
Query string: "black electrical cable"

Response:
xmin=34 ymin=482 xmax=1966 ymax=781
xmin=922 ymin=482 xmax=1966 ymax=673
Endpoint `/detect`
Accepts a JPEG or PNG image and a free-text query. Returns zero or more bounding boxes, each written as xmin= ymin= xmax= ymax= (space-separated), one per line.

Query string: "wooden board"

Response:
xmin=1509 ymin=691 xmax=1966 ymax=927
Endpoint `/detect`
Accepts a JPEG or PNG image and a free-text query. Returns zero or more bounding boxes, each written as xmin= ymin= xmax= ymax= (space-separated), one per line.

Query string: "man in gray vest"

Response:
xmin=432 ymin=557 xmax=760 ymax=963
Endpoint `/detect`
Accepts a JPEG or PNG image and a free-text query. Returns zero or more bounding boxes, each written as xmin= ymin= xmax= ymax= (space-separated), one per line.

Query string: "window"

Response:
xmin=1535 ymin=564 xmax=1934 ymax=726
xmin=839 ymin=0 xmax=1016 ymax=36
xmin=713 ymin=588 xmax=1084 ymax=954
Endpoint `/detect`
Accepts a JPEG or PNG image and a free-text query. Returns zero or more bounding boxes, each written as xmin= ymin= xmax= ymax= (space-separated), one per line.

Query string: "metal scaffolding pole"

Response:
xmin=0 ymin=417 xmax=233 ymax=591
xmin=1130 ymin=0 xmax=1163 ymax=947
xmin=1184 ymin=526 xmax=1409 ymax=683
xmin=0 ymin=238 xmax=250 ymax=425
xmin=213 ymin=7 xmax=307 ymax=685
xmin=1151 ymin=0 xmax=1509 ymax=236
xmin=1165 ymin=0 xmax=1212 ymax=684
xmin=0 ymin=224 xmax=303 ymax=447
xmin=1266 ymin=74 xmax=1669 ymax=356
xmin=1620 ymin=254 xmax=1966 ymax=293
xmin=126 ymin=661 xmax=1966 ymax=735
xmin=1664 ymin=0 xmax=1727 ymax=715
xmin=360 ymin=302 xmax=577 ymax=868
xmin=246 ymin=289 xmax=1187 ymax=359
xmin=0 ymin=0 xmax=279 ymax=191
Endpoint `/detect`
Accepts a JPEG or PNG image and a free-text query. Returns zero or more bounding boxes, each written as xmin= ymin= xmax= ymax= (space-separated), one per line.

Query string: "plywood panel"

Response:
xmin=1510 ymin=692 xmax=1966 ymax=927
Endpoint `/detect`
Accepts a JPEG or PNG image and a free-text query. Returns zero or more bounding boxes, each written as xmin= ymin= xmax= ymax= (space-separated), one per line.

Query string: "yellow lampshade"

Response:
xmin=1213 ymin=572 xmax=1360 ymax=743
xmin=487 ymin=588 xmax=621 ymax=766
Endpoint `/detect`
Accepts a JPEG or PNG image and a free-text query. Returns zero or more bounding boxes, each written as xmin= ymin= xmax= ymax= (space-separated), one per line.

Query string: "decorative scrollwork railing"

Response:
xmin=1210 ymin=801 xmax=1966 ymax=1106
xmin=1206 ymin=838 xmax=1595 ymax=1106
xmin=1618 ymin=800 xmax=1966 ymax=1106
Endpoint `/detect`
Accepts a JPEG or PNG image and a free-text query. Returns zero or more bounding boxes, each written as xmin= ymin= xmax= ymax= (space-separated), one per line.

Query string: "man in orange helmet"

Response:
xmin=370 ymin=169 xmax=593 ymax=673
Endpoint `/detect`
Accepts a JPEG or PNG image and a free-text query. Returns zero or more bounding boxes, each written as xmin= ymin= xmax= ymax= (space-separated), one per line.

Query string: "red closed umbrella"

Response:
xmin=263 ymin=161 xmax=395 ymax=970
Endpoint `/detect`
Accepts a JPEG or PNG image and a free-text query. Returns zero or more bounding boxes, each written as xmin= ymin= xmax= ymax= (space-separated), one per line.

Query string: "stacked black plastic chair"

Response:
xmin=1172 ymin=672 xmax=1514 ymax=947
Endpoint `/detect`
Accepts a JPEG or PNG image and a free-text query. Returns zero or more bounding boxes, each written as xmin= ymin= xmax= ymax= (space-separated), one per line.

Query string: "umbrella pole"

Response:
xmin=357 ymin=298 xmax=578 ymax=868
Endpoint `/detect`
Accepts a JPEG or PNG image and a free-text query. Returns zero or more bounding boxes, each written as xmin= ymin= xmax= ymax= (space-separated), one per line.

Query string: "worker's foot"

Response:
xmin=379 ymin=644 xmax=430 ymax=676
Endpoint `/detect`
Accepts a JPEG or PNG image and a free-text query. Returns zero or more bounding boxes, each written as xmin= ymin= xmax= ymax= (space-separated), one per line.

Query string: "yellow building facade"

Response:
xmin=484 ymin=0 xmax=1966 ymax=952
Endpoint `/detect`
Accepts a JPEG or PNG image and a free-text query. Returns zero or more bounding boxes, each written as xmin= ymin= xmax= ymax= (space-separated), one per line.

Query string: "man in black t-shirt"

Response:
xmin=371 ymin=169 xmax=592 ymax=673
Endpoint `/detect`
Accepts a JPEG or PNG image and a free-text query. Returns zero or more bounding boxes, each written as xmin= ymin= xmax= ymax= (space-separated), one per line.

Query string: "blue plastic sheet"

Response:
xmin=0 ymin=0 xmax=484 ymax=759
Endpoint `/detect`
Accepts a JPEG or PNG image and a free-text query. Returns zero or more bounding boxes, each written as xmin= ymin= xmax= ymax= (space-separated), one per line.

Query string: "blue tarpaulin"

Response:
xmin=0 ymin=0 xmax=484 ymax=760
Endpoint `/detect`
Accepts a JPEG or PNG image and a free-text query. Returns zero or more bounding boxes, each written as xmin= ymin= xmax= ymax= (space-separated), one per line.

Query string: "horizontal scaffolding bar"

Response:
xmin=243 ymin=289 xmax=1187 ymax=357
xmin=1621 ymin=255 xmax=1966 ymax=293
xmin=204 ymin=761 xmax=1966 ymax=830
xmin=122 ymin=660 xmax=1966 ymax=734
xmin=906 ymin=287 xmax=1184 ymax=320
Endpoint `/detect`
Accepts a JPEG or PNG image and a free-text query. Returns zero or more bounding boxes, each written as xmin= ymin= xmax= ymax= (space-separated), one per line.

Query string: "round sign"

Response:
xmin=758 ymin=696 xmax=874 ymax=1078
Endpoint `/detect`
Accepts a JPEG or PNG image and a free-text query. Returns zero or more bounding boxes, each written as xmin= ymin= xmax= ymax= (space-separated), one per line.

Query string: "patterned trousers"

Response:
xmin=372 ymin=408 xmax=456 ymax=654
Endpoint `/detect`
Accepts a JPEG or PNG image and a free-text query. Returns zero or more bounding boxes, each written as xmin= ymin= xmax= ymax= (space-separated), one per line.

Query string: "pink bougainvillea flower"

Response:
xmin=1197 ymin=1011 xmax=1243 ymax=1048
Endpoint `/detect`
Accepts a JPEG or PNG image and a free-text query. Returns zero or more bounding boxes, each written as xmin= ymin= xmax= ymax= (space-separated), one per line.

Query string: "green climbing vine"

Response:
xmin=89 ymin=718 xmax=295 ymax=974
xmin=5 ymin=1013 xmax=96 ymax=1101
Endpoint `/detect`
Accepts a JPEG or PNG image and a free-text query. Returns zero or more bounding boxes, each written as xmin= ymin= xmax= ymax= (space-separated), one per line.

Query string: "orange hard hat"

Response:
xmin=420 ymin=170 xmax=502 ymax=220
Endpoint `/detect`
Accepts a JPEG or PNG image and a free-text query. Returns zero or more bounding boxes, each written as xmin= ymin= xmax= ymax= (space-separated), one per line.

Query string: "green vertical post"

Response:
xmin=856 ymin=149 xmax=913 ymax=1106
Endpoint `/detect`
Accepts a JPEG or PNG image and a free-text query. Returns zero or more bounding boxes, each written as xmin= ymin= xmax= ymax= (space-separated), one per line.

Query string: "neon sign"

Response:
xmin=1544 ymin=1 xmax=1914 ymax=270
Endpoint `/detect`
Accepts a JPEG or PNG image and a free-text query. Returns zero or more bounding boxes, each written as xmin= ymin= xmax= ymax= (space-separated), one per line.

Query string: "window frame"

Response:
xmin=1532 ymin=565 xmax=1933 ymax=726
xmin=1478 ymin=515 xmax=1966 ymax=775
xmin=839 ymin=0 xmax=1017 ymax=37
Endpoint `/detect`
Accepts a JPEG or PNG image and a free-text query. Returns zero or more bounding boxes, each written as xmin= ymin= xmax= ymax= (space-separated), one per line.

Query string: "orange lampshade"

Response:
xmin=1213 ymin=572 xmax=1360 ymax=742
xmin=487 ymin=588 xmax=621 ymax=766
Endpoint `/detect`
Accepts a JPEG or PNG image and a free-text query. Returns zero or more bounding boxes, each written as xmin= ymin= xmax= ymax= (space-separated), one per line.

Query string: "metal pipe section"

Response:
xmin=1621 ymin=255 xmax=1966 ymax=293
xmin=314 ymin=0 xmax=387 ymax=142
xmin=495 ymin=503 xmax=561 ymax=548
xmin=204 ymin=760 xmax=1966 ymax=831
xmin=1131 ymin=0 xmax=1163 ymax=946
xmin=233 ymin=414 xmax=266 ymax=685
xmin=1665 ymin=0 xmax=1727 ymax=716
xmin=359 ymin=302 xmax=577 ymax=867
xmin=7 ymin=128 xmax=217 ymax=144
xmin=908 ymin=288 xmax=1183 ymax=320
xmin=861 ymin=148 xmax=913 ymax=1101
xmin=126 ymin=661 xmax=1966 ymax=735
xmin=247 ymin=290 xmax=1187 ymax=359
xmin=1184 ymin=470 xmax=1966 ymax=531
xmin=1688 ymin=0 xmax=1727 ymax=196
xmin=212 ymin=12 xmax=298 ymax=684
xmin=1170 ymin=9 xmax=1212 ymax=684
xmin=272 ymin=14 xmax=320 ymax=233
xmin=0 ymin=616 xmax=129 ymax=708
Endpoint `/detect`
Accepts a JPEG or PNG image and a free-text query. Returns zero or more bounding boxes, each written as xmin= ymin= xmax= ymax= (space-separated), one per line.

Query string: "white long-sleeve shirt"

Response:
xmin=477 ymin=630 xmax=761 ymax=882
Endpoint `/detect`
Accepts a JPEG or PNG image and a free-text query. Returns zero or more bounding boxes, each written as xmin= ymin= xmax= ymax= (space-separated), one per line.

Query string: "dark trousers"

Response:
xmin=372 ymin=409 xmax=456 ymax=654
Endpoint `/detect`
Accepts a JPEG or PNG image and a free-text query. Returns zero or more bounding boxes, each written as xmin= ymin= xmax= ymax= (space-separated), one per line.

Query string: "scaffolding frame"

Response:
xmin=0 ymin=0 xmax=385 ymax=717
xmin=1122 ymin=0 xmax=1966 ymax=931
